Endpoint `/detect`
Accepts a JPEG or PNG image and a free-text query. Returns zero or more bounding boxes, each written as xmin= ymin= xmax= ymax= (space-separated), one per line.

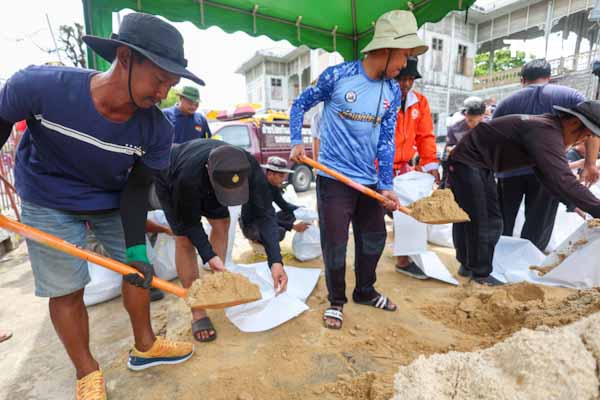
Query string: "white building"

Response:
xmin=235 ymin=46 xmax=342 ymax=114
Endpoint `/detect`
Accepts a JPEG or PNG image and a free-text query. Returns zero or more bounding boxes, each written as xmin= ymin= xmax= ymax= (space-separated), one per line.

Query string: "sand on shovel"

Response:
xmin=185 ymin=271 xmax=261 ymax=309
xmin=408 ymin=189 xmax=470 ymax=224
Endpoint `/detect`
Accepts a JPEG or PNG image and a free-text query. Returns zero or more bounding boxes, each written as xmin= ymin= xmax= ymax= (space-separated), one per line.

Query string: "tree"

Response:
xmin=160 ymin=89 xmax=179 ymax=109
xmin=475 ymin=48 xmax=528 ymax=77
xmin=58 ymin=23 xmax=86 ymax=68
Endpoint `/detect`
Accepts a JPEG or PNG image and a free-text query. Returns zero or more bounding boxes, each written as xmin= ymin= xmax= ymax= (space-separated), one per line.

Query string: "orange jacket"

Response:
xmin=393 ymin=90 xmax=439 ymax=171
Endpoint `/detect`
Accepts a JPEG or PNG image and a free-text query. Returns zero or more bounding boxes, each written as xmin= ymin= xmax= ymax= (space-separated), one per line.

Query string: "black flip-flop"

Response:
xmin=192 ymin=317 xmax=217 ymax=342
xmin=354 ymin=294 xmax=397 ymax=312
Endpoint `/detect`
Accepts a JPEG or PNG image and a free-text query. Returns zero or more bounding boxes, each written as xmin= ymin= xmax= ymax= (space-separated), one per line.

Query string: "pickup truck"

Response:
xmin=211 ymin=117 xmax=314 ymax=192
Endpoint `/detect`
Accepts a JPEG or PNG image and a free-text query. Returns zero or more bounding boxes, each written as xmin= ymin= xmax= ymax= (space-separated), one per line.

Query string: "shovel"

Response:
xmin=0 ymin=215 xmax=259 ymax=309
xmin=299 ymin=156 xmax=467 ymax=224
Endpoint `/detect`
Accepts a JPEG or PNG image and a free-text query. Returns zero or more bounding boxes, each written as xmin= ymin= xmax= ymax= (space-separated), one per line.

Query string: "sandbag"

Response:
xmin=393 ymin=171 xmax=435 ymax=205
xmin=427 ymin=224 xmax=454 ymax=248
xmin=292 ymin=224 xmax=322 ymax=261
xmin=392 ymin=172 xmax=434 ymax=255
xmin=393 ymin=211 xmax=427 ymax=255
xmin=83 ymin=262 xmax=122 ymax=306
xmin=149 ymin=234 xmax=178 ymax=280
xmin=512 ymin=202 xmax=584 ymax=253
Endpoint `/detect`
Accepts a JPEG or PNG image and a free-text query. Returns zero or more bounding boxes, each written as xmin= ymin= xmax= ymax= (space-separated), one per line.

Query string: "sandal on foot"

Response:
xmin=355 ymin=294 xmax=397 ymax=312
xmin=323 ymin=307 xmax=343 ymax=330
xmin=192 ymin=317 xmax=217 ymax=342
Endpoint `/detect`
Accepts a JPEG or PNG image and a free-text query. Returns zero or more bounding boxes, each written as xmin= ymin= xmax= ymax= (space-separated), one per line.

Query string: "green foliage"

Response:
xmin=474 ymin=48 xmax=528 ymax=77
xmin=58 ymin=23 xmax=86 ymax=68
xmin=160 ymin=89 xmax=179 ymax=109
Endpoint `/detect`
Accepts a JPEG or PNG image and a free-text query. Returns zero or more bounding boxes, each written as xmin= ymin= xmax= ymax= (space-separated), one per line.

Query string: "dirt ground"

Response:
xmin=1 ymin=188 xmax=599 ymax=400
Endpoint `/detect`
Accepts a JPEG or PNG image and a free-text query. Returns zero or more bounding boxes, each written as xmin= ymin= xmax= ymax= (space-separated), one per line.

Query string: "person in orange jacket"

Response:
xmin=393 ymin=57 xmax=440 ymax=280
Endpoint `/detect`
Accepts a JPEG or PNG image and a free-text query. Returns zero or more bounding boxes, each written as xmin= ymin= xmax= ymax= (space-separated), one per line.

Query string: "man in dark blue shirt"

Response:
xmin=162 ymin=86 xmax=211 ymax=143
xmin=493 ymin=59 xmax=600 ymax=251
xmin=0 ymin=13 xmax=203 ymax=398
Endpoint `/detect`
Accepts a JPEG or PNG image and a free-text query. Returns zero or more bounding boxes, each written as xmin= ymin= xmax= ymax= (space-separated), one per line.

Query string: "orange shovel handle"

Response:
xmin=299 ymin=156 xmax=412 ymax=215
xmin=0 ymin=215 xmax=187 ymax=298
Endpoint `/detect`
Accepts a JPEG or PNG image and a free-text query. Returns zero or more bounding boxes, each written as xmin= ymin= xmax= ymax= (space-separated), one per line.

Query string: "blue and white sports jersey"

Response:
xmin=0 ymin=65 xmax=173 ymax=211
xmin=290 ymin=61 xmax=400 ymax=190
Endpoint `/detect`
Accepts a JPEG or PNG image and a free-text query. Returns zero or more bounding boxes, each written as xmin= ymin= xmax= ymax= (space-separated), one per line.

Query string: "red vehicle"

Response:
xmin=211 ymin=115 xmax=314 ymax=192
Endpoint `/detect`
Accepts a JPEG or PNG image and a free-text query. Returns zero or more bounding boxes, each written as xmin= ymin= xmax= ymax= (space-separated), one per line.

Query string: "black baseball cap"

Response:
xmin=554 ymin=101 xmax=600 ymax=137
xmin=207 ymin=145 xmax=251 ymax=206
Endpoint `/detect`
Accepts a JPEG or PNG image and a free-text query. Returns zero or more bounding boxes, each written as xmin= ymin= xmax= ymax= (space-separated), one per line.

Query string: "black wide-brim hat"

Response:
xmin=554 ymin=101 xmax=600 ymax=137
xmin=83 ymin=12 xmax=204 ymax=86
xmin=396 ymin=56 xmax=422 ymax=80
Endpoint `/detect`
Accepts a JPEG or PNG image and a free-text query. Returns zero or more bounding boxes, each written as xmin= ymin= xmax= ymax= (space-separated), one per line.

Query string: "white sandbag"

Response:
xmin=292 ymin=224 xmax=322 ymax=261
xmin=427 ymin=224 xmax=454 ymax=248
xmin=492 ymin=236 xmax=545 ymax=284
xmin=83 ymin=262 xmax=122 ymax=306
xmin=393 ymin=171 xmax=435 ymax=205
xmin=150 ymin=234 xmax=178 ymax=281
xmin=411 ymin=251 xmax=458 ymax=285
xmin=535 ymin=221 xmax=600 ymax=288
xmin=225 ymin=205 xmax=241 ymax=266
xmin=512 ymin=202 xmax=584 ymax=253
xmin=293 ymin=207 xmax=318 ymax=222
xmin=545 ymin=204 xmax=585 ymax=252
xmin=393 ymin=211 xmax=427 ymax=255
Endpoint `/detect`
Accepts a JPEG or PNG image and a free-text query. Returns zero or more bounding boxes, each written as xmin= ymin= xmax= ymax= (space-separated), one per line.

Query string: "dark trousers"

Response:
xmin=497 ymin=174 xmax=559 ymax=252
xmin=316 ymin=176 xmax=387 ymax=307
xmin=240 ymin=210 xmax=291 ymax=243
xmin=449 ymin=162 xmax=503 ymax=278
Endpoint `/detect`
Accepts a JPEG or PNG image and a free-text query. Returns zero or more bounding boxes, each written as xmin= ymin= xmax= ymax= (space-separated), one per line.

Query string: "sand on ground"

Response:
xmin=1 ymin=189 xmax=599 ymax=400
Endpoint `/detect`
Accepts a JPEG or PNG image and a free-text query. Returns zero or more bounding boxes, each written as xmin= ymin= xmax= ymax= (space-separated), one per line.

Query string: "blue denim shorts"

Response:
xmin=21 ymin=201 xmax=126 ymax=298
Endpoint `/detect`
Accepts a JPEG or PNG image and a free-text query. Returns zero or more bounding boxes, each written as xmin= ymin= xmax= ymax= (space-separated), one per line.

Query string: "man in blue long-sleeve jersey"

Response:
xmin=289 ymin=10 xmax=428 ymax=330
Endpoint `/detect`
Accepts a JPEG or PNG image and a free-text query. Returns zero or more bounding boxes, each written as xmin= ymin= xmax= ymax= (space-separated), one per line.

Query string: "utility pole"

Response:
xmin=45 ymin=13 xmax=63 ymax=63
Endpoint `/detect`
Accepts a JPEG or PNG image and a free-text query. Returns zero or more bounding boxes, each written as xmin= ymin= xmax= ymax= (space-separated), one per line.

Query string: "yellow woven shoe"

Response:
xmin=76 ymin=370 xmax=107 ymax=400
xmin=127 ymin=337 xmax=194 ymax=371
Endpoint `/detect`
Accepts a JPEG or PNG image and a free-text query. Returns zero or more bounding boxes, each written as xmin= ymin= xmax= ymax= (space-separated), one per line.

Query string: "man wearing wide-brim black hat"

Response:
xmin=0 ymin=12 xmax=203 ymax=400
xmin=448 ymin=100 xmax=600 ymax=287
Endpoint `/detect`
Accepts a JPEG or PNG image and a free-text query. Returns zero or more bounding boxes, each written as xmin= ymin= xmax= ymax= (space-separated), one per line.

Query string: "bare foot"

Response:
xmin=191 ymin=309 xmax=216 ymax=341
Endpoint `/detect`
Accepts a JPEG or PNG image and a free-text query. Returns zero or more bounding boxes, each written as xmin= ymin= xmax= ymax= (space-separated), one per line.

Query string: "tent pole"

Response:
xmin=351 ymin=0 xmax=358 ymax=59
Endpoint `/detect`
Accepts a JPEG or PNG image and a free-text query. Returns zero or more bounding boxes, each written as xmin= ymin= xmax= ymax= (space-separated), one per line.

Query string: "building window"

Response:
xmin=431 ymin=38 xmax=443 ymax=72
xmin=271 ymin=78 xmax=282 ymax=101
xmin=457 ymin=44 xmax=468 ymax=75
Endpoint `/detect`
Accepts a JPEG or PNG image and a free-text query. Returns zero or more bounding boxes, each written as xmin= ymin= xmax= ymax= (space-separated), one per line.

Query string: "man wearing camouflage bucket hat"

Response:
xmin=290 ymin=10 xmax=428 ymax=330
xmin=0 ymin=12 xmax=203 ymax=399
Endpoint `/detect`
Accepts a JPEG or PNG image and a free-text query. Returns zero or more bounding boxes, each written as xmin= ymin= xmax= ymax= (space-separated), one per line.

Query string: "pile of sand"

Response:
xmin=422 ymin=283 xmax=600 ymax=339
xmin=409 ymin=189 xmax=470 ymax=224
xmin=393 ymin=312 xmax=600 ymax=400
xmin=588 ymin=219 xmax=600 ymax=228
xmin=185 ymin=271 xmax=261 ymax=308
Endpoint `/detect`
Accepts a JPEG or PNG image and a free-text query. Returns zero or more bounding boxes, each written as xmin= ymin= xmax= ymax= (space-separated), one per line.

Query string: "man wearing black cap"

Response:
xmin=449 ymin=101 xmax=600 ymax=286
xmin=151 ymin=140 xmax=288 ymax=342
xmin=0 ymin=12 xmax=204 ymax=399
xmin=241 ymin=156 xmax=310 ymax=246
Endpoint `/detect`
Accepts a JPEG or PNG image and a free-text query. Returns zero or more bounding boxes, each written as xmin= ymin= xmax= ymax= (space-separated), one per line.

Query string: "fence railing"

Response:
xmin=473 ymin=50 xmax=599 ymax=90
xmin=0 ymin=130 xmax=21 ymax=218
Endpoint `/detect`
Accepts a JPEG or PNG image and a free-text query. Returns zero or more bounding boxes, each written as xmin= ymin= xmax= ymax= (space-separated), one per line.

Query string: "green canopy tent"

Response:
xmin=83 ymin=0 xmax=475 ymax=71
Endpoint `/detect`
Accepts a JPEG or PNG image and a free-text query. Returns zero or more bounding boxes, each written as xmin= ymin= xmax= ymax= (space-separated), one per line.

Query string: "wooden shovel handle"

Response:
xmin=299 ymin=156 xmax=413 ymax=215
xmin=0 ymin=215 xmax=187 ymax=298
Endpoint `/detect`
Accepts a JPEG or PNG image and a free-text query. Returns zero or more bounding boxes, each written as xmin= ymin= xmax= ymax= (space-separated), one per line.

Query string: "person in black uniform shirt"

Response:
xmin=150 ymin=139 xmax=288 ymax=342
xmin=241 ymin=156 xmax=310 ymax=245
